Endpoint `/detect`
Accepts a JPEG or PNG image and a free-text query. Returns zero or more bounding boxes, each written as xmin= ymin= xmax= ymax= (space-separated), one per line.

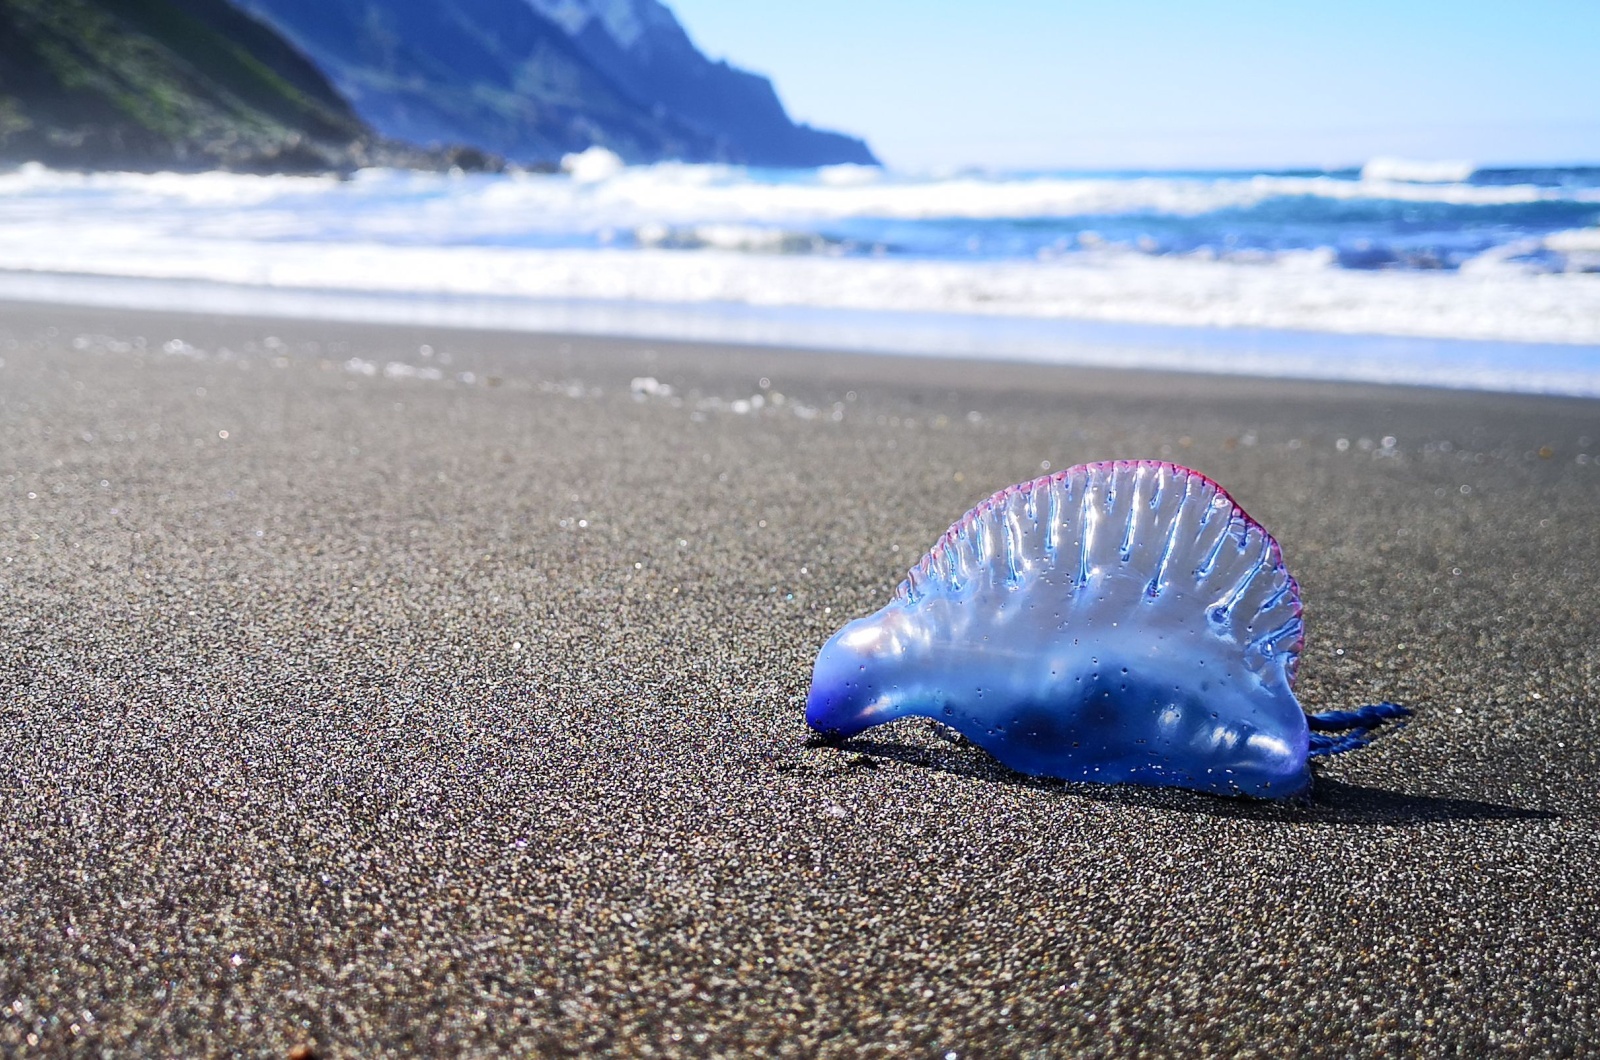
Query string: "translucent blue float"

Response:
xmin=806 ymin=460 xmax=1408 ymax=798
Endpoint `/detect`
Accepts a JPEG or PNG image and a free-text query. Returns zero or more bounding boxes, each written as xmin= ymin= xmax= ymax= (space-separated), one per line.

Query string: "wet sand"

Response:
xmin=2 ymin=301 xmax=1597 ymax=1056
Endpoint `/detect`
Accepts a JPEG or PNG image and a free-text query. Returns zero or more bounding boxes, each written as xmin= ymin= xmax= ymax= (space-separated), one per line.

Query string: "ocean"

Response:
xmin=1 ymin=158 xmax=1597 ymax=395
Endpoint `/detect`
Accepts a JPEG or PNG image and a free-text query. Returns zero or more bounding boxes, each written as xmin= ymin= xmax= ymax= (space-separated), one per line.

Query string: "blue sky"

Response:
xmin=668 ymin=1 xmax=1600 ymax=170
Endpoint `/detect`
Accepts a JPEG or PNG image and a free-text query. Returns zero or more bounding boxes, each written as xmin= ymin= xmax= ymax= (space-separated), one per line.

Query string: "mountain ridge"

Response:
xmin=1 ymin=0 xmax=877 ymax=172
xmin=236 ymin=0 xmax=877 ymax=167
xmin=541 ymin=0 xmax=875 ymax=167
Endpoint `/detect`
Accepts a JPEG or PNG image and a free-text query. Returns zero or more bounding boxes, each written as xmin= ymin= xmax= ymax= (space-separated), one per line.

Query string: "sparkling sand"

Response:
xmin=2 ymin=303 xmax=1597 ymax=1055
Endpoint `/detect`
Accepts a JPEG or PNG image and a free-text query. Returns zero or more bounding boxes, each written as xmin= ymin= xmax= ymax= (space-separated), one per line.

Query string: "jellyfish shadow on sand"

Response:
xmin=822 ymin=726 xmax=1559 ymax=827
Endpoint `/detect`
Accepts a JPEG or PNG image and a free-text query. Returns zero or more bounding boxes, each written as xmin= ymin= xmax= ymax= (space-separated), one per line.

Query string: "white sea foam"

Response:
xmin=1360 ymin=157 xmax=1477 ymax=184
xmin=561 ymin=146 xmax=626 ymax=184
xmin=0 ymin=165 xmax=1596 ymax=393
xmin=556 ymin=166 xmax=1590 ymax=219
xmin=1546 ymin=227 xmax=1600 ymax=252
xmin=2 ymin=164 xmax=1590 ymax=238
xmin=815 ymin=163 xmax=883 ymax=187
xmin=9 ymin=272 xmax=1598 ymax=399
xmin=1 ymin=227 xmax=1596 ymax=346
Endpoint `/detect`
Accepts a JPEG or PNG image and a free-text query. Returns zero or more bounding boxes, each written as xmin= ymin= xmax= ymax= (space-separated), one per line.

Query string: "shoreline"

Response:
xmin=3 ymin=273 xmax=1600 ymax=400
xmin=2 ymin=300 xmax=1598 ymax=1054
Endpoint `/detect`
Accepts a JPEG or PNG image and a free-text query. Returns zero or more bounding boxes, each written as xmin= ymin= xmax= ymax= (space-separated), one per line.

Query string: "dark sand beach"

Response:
xmin=2 ymin=301 xmax=1598 ymax=1056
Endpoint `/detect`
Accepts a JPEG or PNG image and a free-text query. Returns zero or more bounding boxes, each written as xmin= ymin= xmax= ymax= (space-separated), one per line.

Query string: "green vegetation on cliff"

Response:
xmin=0 ymin=0 xmax=480 ymax=171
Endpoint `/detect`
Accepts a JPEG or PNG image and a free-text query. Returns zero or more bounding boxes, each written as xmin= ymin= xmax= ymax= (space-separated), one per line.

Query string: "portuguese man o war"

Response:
xmin=806 ymin=460 xmax=1409 ymax=798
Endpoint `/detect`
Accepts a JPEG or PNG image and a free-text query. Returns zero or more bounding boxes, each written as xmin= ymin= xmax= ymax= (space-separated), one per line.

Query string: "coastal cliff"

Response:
xmin=0 ymin=0 xmax=442 ymax=171
xmin=234 ymin=0 xmax=877 ymax=167
xmin=525 ymin=0 xmax=878 ymax=166
xmin=1 ymin=0 xmax=875 ymax=172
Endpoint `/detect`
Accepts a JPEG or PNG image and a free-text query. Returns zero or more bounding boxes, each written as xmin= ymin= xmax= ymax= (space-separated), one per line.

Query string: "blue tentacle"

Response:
xmin=1305 ymin=701 xmax=1411 ymax=758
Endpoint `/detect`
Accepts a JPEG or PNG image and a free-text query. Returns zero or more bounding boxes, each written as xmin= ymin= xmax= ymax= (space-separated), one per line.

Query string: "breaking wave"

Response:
xmin=0 ymin=160 xmax=1597 ymax=353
